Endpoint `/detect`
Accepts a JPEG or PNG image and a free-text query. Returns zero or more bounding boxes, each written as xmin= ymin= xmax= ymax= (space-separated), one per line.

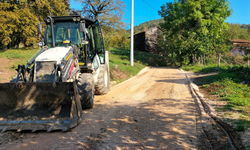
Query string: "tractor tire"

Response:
xmin=77 ymin=73 xmax=95 ymax=109
xmin=95 ymin=64 xmax=110 ymax=95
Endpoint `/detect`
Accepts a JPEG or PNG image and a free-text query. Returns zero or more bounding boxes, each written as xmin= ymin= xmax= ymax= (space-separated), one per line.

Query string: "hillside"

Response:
xmin=128 ymin=19 xmax=250 ymax=41
xmin=128 ymin=18 xmax=163 ymax=34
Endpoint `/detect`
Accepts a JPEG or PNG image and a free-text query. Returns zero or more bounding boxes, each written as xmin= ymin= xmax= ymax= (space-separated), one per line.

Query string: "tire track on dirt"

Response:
xmin=0 ymin=67 xmax=206 ymax=150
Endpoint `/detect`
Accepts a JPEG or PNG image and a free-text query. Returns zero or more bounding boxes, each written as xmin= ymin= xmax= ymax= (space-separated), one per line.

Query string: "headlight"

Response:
xmin=47 ymin=18 xmax=50 ymax=23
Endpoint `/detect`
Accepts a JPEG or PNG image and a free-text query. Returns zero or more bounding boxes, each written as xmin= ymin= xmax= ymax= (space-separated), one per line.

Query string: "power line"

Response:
xmin=142 ymin=0 xmax=158 ymax=12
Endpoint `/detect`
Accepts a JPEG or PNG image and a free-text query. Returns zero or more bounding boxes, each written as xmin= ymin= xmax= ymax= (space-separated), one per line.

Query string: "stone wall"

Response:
xmin=134 ymin=27 xmax=162 ymax=54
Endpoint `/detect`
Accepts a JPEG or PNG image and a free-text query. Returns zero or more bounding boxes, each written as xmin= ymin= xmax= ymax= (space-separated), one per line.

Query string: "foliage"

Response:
xmin=0 ymin=0 xmax=70 ymax=49
xmin=76 ymin=0 xmax=127 ymax=51
xmin=158 ymin=0 xmax=232 ymax=66
xmin=78 ymin=0 xmax=125 ymax=29
xmin=103 ymin=27 xmax=130 ymax=51
xmin=224 ymin=23 xmax=250 ymax=41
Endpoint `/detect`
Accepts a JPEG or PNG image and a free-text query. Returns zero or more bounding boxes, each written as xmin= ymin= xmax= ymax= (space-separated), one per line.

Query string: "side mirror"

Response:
xmin=38 ymin=42 xmax=44 ymax=47
xmin=79 ymin=21 xmax=85 ymax=32
xmin=37 ymin=23 xmax=42 ymax=35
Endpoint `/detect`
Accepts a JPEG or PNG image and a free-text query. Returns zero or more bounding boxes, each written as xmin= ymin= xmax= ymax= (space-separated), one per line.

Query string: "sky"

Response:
xmin=70 ymin=0 xmax=250 ymax=28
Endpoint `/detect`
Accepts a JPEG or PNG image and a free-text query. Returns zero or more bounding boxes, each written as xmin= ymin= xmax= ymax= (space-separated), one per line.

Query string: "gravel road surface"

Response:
xmin=0 ymin=67 xmax=206 ymax=150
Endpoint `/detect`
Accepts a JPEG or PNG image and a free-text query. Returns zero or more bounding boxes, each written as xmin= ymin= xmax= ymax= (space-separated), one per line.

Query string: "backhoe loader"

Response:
xmin=0 ymin=11 xmax=110 ymax=132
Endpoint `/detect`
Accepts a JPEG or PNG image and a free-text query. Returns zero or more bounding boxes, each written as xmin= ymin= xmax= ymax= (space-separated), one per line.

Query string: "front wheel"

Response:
xmin=77 ymin=73 xmax=95 ymax=109
xmin=95 ymin=64 xmax=110 ymax=95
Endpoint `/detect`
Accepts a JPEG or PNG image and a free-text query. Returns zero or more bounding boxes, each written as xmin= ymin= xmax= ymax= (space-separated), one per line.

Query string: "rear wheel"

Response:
xmin=95 ymin=64 xmax=110 ymax=95
xmin=77 ymin=73 xmax=95 ymax=109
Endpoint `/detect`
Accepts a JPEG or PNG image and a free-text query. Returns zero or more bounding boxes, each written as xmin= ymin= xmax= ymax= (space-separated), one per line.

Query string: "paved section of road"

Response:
xmin=0 ymin=67 xmax=200 ymax=150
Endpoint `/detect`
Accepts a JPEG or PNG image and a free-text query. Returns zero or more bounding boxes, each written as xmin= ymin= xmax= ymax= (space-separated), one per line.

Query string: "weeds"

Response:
xmin=182 ymin=64 xmax=250 ymax=132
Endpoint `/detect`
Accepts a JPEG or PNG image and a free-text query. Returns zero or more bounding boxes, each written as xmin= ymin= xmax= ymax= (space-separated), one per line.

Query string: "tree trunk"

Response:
xmin=218 ymin=53 xmax=221 ymax=68
xmin=2 ymin=45 xmax=7 ymax=50
xmin=201 ymin=55 xmax=203 ymax=65
xmin=16 ymin=38 xmax=20 ymax=48
xmin=204 ymin=54 xmax=206 ymax=65
xmin=198 ymin=57 xmax=200 ymax=65
xmin=248 ymin=60 xmax=249 ymax=68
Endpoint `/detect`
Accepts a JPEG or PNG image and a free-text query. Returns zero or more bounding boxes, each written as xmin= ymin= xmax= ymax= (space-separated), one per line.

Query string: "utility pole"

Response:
xmin=130 ymin=0 xmax=134 ymax=66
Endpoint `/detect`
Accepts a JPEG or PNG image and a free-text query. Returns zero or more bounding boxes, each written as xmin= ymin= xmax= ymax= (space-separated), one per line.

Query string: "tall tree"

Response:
xmin=0 ymin=0 xmax=70 ymax=49
xmin=224 ymin=23 xmax=250 ymax=41
xmin=158 ymin=0 xmax=232 ymax=65
xmin=78 ymin=0 xmax=125 ymax=29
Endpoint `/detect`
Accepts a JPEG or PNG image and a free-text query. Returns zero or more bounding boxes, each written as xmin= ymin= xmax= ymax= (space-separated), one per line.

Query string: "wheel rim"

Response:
xmin=104 ymin=69 xmax=108 ymax=87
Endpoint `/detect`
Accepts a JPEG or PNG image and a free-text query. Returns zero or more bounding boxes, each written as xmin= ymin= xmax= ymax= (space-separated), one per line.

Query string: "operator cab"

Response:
xmin=39 ymin=12 xmax=106 ymax=72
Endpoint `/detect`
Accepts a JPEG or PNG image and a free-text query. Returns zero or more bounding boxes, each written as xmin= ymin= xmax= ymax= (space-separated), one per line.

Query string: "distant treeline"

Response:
xmin=225 ymin=23 xmax=250 ymax=41
xmin=240 ymin=24 xmax=250 ymax=29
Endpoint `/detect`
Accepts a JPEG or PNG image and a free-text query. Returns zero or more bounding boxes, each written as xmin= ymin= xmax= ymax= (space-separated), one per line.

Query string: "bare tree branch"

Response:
xmin=78 ymin=0 xmax=125 ymax=29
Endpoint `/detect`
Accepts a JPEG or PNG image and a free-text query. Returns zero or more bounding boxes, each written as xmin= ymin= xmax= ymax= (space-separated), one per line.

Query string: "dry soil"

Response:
xmin=0 ymin=67 xmax=204 ymax=150
xmin=1 ymin=66 xmax=243 ymax=150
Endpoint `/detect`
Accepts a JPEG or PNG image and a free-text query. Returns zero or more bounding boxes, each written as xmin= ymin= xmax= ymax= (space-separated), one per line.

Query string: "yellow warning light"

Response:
xmin=63 ymin=40 xmax=70 ymax=44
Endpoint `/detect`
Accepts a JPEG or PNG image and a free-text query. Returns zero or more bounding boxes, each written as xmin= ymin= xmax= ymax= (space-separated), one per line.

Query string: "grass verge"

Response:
xmin=109 ymin=48 xmax=168 ymax=82
xmin=0 ymin=48 xmax=39 ymax=71
xmin=0 ymin=47 xmax=169 ymax=83
xmin=182 ymin=64 xmax=250 ymax=132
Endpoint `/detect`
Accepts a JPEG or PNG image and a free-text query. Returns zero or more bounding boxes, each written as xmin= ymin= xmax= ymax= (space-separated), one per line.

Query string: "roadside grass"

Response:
xmin=109 ymin=48 xmax=168 ymax=82
xmin=0 ymin=47 xmax=169 ymax=83
xmin=0 ymin=48 xmax=39 ymax=71
xmin=182 ymin=64 xmax=250 ymax=131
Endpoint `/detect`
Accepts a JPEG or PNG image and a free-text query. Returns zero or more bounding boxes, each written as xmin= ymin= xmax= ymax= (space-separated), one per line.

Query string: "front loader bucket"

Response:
xmin=0 ymin=81 xmax=82 ymax=132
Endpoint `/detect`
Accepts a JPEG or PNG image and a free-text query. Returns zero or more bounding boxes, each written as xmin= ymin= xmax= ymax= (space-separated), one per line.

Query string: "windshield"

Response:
xmin=45 ymin=22 xmax=84 ymax=47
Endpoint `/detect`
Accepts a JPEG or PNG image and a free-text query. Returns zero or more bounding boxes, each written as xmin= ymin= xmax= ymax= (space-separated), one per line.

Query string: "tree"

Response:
xmin=0 ymin=0 xmax=70 ymax=49
xmin=78 ymin=0 xmax=125 ymax=29
xmin=223 ymin=23 xmax=250 ymax=41
xmin=158 ymin=0 xmax=232 ymax=66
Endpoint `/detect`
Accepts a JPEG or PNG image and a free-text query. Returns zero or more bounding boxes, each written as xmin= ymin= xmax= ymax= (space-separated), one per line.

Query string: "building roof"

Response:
xmin=229 ymin=39 xmax=250 ymax=43
xmin=143 ymin=26 xmax=160 ymax=32
xmin=134 ymin=26 xmax=161 ymax=36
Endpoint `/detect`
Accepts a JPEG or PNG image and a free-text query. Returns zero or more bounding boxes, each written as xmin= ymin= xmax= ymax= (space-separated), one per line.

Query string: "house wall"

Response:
xmin=231 ymin=48 xmax=245 ymax=56
xmin=134 ymin=27 xmax=162 ymax=53
xmin=230 ymin=41 xmax=250 ymax=56
xmin=145 ymin=27 xmax=162 ymax=53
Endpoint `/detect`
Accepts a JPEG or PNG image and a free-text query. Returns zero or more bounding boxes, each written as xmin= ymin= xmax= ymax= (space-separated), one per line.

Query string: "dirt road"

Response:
xmin=0 ymin=58 xmax=17 ymax=83
xmin=0 ymin=67 xmax=204 ymax=150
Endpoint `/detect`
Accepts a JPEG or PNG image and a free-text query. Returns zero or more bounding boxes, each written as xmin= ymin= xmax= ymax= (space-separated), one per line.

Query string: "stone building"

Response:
xmin=134 ymin=26 xmax=162 ymax=53
xmin=229 ymin=39 xmax=250 ymax=56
